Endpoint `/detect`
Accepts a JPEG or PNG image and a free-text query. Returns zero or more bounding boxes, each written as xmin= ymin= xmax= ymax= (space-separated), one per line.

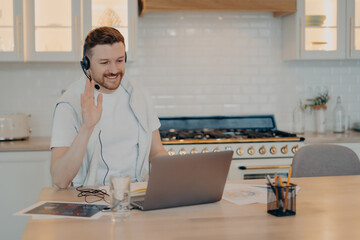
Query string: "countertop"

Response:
xmin=300 ymin=129 xmax=360 ymax=144
xmin=1 ymin=130 xmax=360 ymax=152
xmin=0 ymin=137 xmax=50 ymax=152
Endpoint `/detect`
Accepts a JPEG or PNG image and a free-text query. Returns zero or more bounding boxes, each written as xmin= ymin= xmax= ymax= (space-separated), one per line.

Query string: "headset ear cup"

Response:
xmin=125 ymin=52 xmax=127 ymax=63
xmin=83 ymin=56 xmax=90 ymax=70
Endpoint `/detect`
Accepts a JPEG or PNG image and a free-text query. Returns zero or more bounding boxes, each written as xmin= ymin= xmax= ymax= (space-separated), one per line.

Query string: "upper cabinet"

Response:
xmin=283 ymin=0 xmax=360 ymax=60
xmin=347 ymin=0 xmax=360 ymax=58
xmin=0 ymin=0 xmax=24 ymax=61
xmin=24 ymin=0 xmax=81 ymax=61
xmin=82 ymin=0 xmax=138 ymax=62
xmin=0 ymin=0 xmax=137 ymax=62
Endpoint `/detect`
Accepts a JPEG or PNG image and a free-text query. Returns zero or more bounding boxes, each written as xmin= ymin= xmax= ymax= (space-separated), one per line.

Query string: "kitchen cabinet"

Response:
xmin=347 ymin=0 xmax=360 ymax=58
xmin=0 ymin=151 xmax=51 ymax=240
xmin=283 ymin=0 xmax=360 ymax=60
xmin=24 ymin=0 xmax=81 ymax=61
xmin=82 ymin=0 xmax=138 ymax=62
xmin=0 ymin=0 xmax=137 ymax=62
xmin=0 ymin=0 xmax=24 ymax=61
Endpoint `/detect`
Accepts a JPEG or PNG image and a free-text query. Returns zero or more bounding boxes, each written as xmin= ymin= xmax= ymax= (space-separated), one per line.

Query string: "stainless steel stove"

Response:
xmin=159 ymin=115 xmax=305 ymax=180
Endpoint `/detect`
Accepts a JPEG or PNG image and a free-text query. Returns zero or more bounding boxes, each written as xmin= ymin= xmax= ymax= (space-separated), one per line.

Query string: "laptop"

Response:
xmin=131 ymin=150 xmax=233 ymax=211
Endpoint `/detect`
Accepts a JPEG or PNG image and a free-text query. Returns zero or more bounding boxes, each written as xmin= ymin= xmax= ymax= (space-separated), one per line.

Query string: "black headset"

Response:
xmin=80 ymin=39 xmax=127 ymax=90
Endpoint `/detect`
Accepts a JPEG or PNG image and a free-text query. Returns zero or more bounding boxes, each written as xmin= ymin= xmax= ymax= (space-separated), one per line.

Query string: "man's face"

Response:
xmin=88 ymin=42 xmax=126 ymax=91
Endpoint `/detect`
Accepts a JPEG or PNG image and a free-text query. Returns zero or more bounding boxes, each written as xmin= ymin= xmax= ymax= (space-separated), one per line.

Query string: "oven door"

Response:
xmin=228 ymin=158 xmax=293 ymax=180
xmin=236 ymin=168 xmax=289 ymax=180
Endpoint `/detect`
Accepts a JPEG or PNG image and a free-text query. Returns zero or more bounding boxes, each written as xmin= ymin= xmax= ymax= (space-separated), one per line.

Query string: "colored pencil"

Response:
xmin=283 ymin=167 xmax=292 ymax=212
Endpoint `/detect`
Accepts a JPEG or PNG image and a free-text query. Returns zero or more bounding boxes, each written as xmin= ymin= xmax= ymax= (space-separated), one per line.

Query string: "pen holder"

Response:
xmin=267 ymin=183 xmax=296 ymax=217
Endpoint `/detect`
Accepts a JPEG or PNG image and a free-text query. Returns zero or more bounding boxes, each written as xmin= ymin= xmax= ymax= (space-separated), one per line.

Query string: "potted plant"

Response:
xmin=304 ymin=91 xmax=330 ymax=110
xmin=304 ymin=91 xmax=330 ymax=133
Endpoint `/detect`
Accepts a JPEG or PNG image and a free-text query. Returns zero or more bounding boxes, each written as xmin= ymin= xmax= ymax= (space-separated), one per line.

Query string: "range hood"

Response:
xmin=139 ymin=0 xmax=296 ymax=17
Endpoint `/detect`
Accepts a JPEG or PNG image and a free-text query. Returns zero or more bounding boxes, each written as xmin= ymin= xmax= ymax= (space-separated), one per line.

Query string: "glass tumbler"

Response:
xmin=109 ymin=173 xmax=131 ymax=222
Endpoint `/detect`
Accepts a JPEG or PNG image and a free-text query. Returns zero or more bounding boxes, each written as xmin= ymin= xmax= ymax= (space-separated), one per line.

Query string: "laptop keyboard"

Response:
xmin=132 ymin=200 xmax=144 ymax=206
xmin=131 ymin=200 xmax=145 ymax=210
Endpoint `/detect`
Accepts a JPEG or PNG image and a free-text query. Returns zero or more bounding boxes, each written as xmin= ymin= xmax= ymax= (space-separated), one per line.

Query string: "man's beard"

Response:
xmin=95 ymin=73 xmax=122 ymax=90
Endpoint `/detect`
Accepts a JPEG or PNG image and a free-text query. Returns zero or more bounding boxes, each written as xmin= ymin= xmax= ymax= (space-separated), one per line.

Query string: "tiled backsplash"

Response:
xmin=1 ymin=12 xmax=360 ymax=137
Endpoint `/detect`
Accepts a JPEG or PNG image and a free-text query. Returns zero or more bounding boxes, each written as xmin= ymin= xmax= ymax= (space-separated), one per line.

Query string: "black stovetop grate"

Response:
xmin=159 ymin=115 xmax=297 ymax=141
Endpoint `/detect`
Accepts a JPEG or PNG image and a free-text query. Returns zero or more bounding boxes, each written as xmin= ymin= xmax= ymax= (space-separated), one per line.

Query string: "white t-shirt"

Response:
xmin=51 ymin=84 xmax=141 ymax=185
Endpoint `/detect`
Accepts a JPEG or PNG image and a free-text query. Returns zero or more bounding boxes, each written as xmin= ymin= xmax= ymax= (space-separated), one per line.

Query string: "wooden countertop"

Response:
xmin=301 ymin=129 xmax=360 ymax=144
xmin=1 ymin=130 xmax=360 ymax=152
xmin=21 ymin=176 xmax=360 ymax=240
xmin=0 ymin=137 xmax=50 ymax=152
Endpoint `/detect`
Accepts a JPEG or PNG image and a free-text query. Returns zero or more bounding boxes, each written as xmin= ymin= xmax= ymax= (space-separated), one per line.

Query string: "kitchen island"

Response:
xmin=21 ymin=175 xmax=360 ymax=240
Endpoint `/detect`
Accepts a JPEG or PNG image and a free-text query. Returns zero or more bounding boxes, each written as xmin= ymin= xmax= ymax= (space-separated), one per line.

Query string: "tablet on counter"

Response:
xmin=14 ymin=201 xmax=108 ymax=220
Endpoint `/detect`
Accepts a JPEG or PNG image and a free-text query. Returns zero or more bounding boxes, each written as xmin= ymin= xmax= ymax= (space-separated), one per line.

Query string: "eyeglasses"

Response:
xmin=76 ymin=186 xmax=110 ymax=203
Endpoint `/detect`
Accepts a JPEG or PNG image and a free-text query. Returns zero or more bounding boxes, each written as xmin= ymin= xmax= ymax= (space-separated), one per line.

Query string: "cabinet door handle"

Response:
xmin=131 ymin=16 xmax=135 ymax=59
xmin=16 ymin=15 xmax=21 ymax=58
xmin=299 ymin=17 xmax=302 ymax=58
xmin=74 ymin=16 xmax=79 ymax=55
xmin=350 ymin=17 xmax=353 ymax=57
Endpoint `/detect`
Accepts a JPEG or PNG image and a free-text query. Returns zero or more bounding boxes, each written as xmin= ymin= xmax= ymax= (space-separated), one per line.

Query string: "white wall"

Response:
xmin=1 ymin=11 xmax=360 ymax=136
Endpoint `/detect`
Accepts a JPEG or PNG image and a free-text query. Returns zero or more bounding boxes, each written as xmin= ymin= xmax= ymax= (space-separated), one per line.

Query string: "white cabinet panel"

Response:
xmin=0 ymin=151 xmax=51 ymax=240
xmin=346 ymin=0 xmax=360 ymax=58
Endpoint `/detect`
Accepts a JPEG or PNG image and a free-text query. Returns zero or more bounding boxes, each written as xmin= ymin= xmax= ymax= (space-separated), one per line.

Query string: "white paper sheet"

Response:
xmin=222 ymin=184 xmax=301 ymax=206
xmin=222 ymin=184 xmax=269 ymax=205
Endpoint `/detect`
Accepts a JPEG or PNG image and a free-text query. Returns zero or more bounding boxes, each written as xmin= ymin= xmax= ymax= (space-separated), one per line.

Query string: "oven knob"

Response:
xmin=292 ymin=145 xmax=299 ymax=154
xmin=281 ymin=145 xmax=288 ymax=154
xmin=179 ymin=148 xmax=187 ymax=155
xmin=270 ymin=146 xmax=277 ymax=154
xmin=259 ymin=146 xmax=266 ymax=155
xmin=248 ymin=146 xmax=255 ymax=155
xmin=202 ymin=147 xmax=209 ymax=153
xmin=190 ymin=148 xmax=198 ymax=154
xmin=168 ymin=148 xmax=176 ymax=156
xmin=213 ymin=147 xmax=220 ymax=152
xmin=236 ymin=147 xmax=244 ymax=156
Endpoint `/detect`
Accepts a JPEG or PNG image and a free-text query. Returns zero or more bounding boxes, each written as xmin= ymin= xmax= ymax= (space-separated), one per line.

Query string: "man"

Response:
xmin=50 ymin=27 xmax=168 ymax=189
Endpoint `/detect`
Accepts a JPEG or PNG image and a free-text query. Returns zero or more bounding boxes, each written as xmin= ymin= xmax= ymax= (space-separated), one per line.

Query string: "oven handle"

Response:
xmin=238 ymin=165 xmax=291 ymax=170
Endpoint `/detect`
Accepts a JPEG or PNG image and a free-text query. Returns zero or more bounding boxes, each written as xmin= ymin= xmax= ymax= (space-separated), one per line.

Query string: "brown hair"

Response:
xmin=84 ymin=26 xmax=125 ymax=57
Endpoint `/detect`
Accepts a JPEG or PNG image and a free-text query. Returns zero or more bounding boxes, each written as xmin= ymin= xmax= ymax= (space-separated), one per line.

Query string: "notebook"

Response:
xmin=131 ymin=150 xmax=233 ymax=211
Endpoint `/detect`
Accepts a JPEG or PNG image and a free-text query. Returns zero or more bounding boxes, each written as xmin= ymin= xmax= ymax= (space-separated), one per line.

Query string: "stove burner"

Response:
xmin=159 ymin=128 xmax=297 ymax=141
